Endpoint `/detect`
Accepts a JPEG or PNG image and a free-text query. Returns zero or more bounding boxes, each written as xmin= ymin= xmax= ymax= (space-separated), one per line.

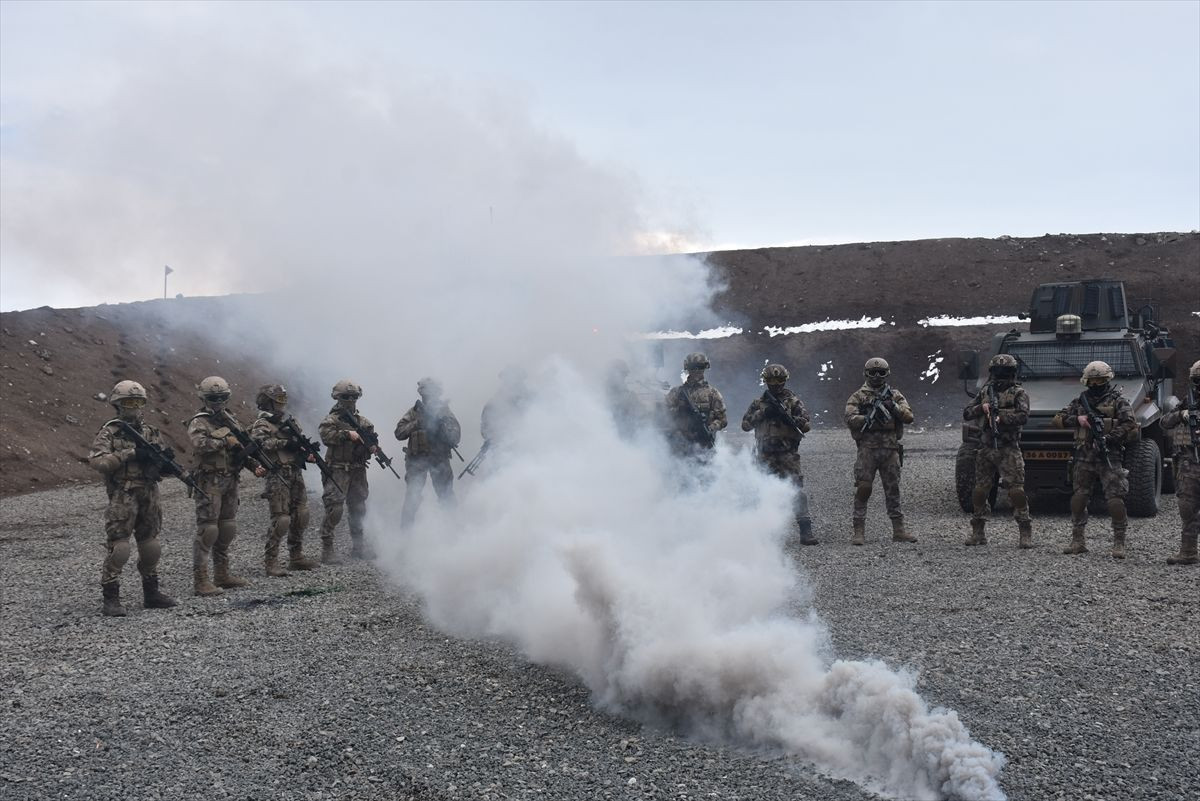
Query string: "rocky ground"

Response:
xmin=2 ymin=430 xmax=1196 ymax=801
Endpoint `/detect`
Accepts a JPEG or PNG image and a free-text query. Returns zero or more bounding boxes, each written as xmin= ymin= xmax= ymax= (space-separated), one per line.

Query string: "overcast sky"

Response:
xmin=1 ymin=0 xmax=1197 ymax=311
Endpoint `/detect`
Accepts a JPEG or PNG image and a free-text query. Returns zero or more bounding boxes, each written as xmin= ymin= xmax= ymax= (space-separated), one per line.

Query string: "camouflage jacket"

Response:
xmin=89 ymin=418 xmax=166 ymax=486
xmin=481 ymin=388 xmax=529 ymax=444
xmin=395 ymin=400 xmax=462 ymax=461
xmin=1161 ymin=402 xmax=1200 ymax=461
xmin=1052 ymin=386 xmax=1137 ymax=453
xmin=318 ymin=407 xmax=376 ymax=467
xmin=188 ymin=408 xmax=259 ymax=474
xmin=963 ymin=381 xmax=1029 ymax=447
xmin=844 ymin=384 xmax=914 ymax=449
xmin=249 ymin=412 xmax=303 ymax=467
xmin=741 ymin=388 xmax=811 ymax=454
xmin=665 ymin=379 xmax=728 ymax=442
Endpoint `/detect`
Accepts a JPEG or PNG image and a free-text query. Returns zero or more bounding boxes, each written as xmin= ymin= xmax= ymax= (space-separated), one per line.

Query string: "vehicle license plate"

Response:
xmin=1025 ymin=450 xmax=1071 ymax=461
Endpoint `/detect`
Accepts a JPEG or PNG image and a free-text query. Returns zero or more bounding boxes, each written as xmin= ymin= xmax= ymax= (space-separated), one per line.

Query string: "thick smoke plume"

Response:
xmin=2 ymin=9 xmax=1004 ymax=799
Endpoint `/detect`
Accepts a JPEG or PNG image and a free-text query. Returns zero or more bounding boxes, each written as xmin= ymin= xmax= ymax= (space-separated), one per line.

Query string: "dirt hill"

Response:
xmin=2 ymin=232 xmax=1196 ymax=497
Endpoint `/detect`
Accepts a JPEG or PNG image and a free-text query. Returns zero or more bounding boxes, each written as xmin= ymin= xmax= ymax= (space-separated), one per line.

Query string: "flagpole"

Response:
xmin=164 ymin=265 xmax=170 ymax=299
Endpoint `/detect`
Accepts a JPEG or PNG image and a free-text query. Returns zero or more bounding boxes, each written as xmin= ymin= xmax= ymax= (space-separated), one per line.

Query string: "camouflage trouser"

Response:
xmin=401 ymin=457 xmax=455 ymax=529
xmin=971 ymin=445 xmax=1032 ymax=525
xmin=758 ymin=450 xmax=811 ymax=523
xmin=263 ymin=465 xmax=310 ymax=555
xmin=193 ymin=471 xmax=240 ymax=567
xmin=852 ymin=446 xmax=902 ymax=521
xmin=1175 ymin=459 xmax=1200 ymax=539
xmin=321 ymin=464 xmax=369 ymax=545
xmin=1070 ymin=452 xmax=1128 ymax=533
xmin=101 ymin=481 xmax=163 ymax=584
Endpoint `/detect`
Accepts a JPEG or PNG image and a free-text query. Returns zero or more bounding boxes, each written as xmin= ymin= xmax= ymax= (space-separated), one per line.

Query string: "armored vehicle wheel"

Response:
xmin=1124 ymin=439 xmax=1161 ymax=517
xmin=955 ymin=443 xmax=977 ymax=513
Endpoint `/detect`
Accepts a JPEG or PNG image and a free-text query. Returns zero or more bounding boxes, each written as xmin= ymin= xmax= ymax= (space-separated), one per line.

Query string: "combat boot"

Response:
xmin=350 ymin=538 xmax=376 ymax=560
xmin=964 ymin=520 xmax=987 ymax=546
xmin=891 ymin=518 xmax=917 ymax=544
xmin=851 ymin=520 xmax=865 ymax=546
xmin=264 ymin=545 xmax=290 ymax=578
xmin=287 ymin=547 xmax=320 ymax=571
xmin=194 ymin=566 xmax=224 ymax=597
xmin=322 ymin=542 xmax=344 ymax=565
xmin=1166 ymin=534 xmax=1198 ymax=565
xmin=141 ymin=575 xmax=177 ymax=609
xmin=1110 ymin=532 xmax=1126 ymax=560
xmin=797 ymin=519 xmax=819 ymax=546
xmin=1062 ymin=527 xmax=1087 ymax=555
xmin=213 ymin=559 xmax=250 ymax=589
xmin=1017 ymin=521 xmax=1033 ymax=550
xmin=101 ymin=582 xmax=127 ymax=617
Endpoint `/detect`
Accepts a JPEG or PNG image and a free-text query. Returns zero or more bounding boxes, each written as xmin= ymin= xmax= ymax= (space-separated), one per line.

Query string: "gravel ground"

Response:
xmin=2 ymin=430 xmax=1197 ymax=801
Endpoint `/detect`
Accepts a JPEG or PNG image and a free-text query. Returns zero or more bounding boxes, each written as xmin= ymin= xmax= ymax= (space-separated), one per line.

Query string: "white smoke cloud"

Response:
xmin=1 ymin=7 xmax=1004 ymax=798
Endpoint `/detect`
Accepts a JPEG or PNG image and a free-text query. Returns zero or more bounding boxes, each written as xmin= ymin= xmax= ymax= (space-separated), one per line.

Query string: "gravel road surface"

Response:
xmin=2 ymin=430 xmax=1196 ymax=801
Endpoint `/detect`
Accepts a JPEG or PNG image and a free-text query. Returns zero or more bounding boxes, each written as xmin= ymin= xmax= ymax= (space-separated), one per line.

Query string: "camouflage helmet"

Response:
xmin=110 ymin=380 xmax=148 ymax=406
xmin=1190 ymin=359 xmax=1200 ymax=381
xmin=761 ymin=363 xmax=790 ymax=383
xmin=864 ymin=357 xmax=890 ymax=375
xmin=417 ymin=377 xmax=442 ymax=396
xmin=196 ymin=375 xmax=231 ymax=402
xmin=989 ymin=354 xmax=1018 ymax=370
xmin=683 ymin=352 xmax=710 ymax=371
xmin=1081 ymin=361 xmax=1114 ymax=385
xmin=331 ymin=379 xmax=362 ymax=400
xmin=256 ymin=383 xmax=288 ymax=410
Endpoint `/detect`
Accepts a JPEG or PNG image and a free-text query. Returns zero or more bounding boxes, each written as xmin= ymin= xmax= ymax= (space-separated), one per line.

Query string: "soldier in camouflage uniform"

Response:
xmin=88 ymin=380 xmax=178 ymax=616
xmin=187 ymin=376 xmax=266 ymax=596
xmin=664 ymin=352 xmax=727 ymax=459
xmin=844 ymin=358 xmax=917 ymax=545
xmin=395 ymin=378 xmax=462 ymax=529
xmin=962 ymin=354 xmax=1034 ymax=548
xmin=741 ymin=364 xmax=818 ymax=545
xmin=480 ymin=367 xmax=530 ymax=457
xmin=1052 ymin=360 xmax=1138 ymax=558
xmin=1160 ymin=359 xmax=1200 ymax=566
xmin=248 ymin=384 xmax=321 ymax=577
xmin=317 ymin=380 xmax=377 ymax=563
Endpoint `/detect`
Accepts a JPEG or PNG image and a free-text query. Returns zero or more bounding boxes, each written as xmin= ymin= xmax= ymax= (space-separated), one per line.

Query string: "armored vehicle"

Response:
xmin=956 ymin=279 xmax=1176 ymax=517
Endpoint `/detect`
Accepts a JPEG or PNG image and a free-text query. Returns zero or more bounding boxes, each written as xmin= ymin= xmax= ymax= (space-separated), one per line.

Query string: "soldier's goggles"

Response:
xmin=335 ymin=393 xmax=360 ymax=400
xmin=866 ymin=369 xmax=890 ymax=377
xmin=118 ymin=397 xmax=147 ymax=409
xmin=1085 ymin=377 xmax=1109 ymax=387
xmin=764 ymin=378 xmax=786 ymax=386
xmin=204 ymin=392 xmax=231 ymax=403
xmin=270 ymin=393 xmax=288 ymax=404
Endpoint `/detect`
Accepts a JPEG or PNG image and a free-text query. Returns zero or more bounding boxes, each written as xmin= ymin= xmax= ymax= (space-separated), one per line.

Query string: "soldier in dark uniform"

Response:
xmin=963 ymin=354 xmax=1033 ymax=548
xmin=741 ymin=364 xmax=818 ymax=545
xmin=664 ymin=352 xmax=727 ymax=460
xmin=395 ymin=378 xmax=462 ymax=529
xmin=1161 ymin=359 xmax=1200 ymax=565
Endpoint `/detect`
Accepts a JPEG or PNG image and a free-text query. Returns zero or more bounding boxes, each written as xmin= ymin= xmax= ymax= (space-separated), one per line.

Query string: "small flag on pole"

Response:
xmin=164 ymin=265 xmax=173 ymax=299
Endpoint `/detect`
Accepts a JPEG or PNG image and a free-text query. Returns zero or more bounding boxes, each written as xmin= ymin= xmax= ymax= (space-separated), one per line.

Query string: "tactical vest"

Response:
xmin=755 ymin=392 xmax=802 ymax=454
xmin=981 ymin=384 xmax=1025 ymax=447
xmin=1073 ymin=392 xmax=1134 ymax=448
xmin=253 ymin=414 xmax=300 ymax=466
xmin=99 ymin=420 xmax=162 ymax=484
xmin=322 ymin=411 xmax=372 ymax=466
xmin=189 ymin=411 xmax=239 ymax=473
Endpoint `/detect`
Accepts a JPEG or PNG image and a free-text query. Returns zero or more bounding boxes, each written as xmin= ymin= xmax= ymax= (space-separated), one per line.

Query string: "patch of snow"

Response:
xmin=918 ymin=314 xmax=1023 ymax=327
xmin=817 ymin=360 xmax=834 ymax=382
xmin=919 ymin=349 xmax=945 ymax=384
xmin=764 ymin=317 xmax=886 ymax=337
xmin=642 ymin=325 xmax=744 ymax=340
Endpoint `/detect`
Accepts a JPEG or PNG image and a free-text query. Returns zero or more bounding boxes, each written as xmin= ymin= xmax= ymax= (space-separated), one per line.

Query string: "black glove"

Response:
xmin=883 ymin=399 xmax=898 ymax=415
xmin=858 ymin=404 xmax=871 ymax=416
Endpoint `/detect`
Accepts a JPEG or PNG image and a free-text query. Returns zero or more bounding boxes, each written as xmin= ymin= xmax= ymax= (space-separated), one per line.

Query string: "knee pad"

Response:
xmin=1107 ymin=497 xmax=1127 ymax=524
xmin=293 ymin=506 xmax=310 ymax=532
xmin=107 ymin=538 xmax=132 ymax=571
xmin=324 ymin=503 xmax=344 ymax=526
xmin=217 ymin=520 xmax=238 ymax=545
xmin=136 ymin=537 xmax=162 ymax=573
xmin=272 ymin=515 xmax=291 ymax=539
xmin=1069 ymin=493 xmax=1088 ymax=519
xmin=197 ymin=523 xmax=220 ymax=548
xmin=854 ymin=482 xmax=873 ymax=503
xmin=1008 ymin=486 xmax=1029 ymax=510
xmin=971 ymin=485 xmax=991 ymax=511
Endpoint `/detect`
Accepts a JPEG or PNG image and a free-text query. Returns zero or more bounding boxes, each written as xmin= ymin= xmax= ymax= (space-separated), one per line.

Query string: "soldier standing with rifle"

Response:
xmin=317 ymin=380 xmax=381 ymax=563
xmin=664 ymin=352 xmax=727 ymax=460
xmin=844 ymin=357 xmax=917 ymax=546
xmin=741 ymin=364 xmax=818 ymax=546
xmin=962 ymin=354 xmax=1034 ymax=548
xmin=187 ymin=376 xmax=267 ymax=596
xmin=249 ymin=384 xmax=322 ymax=576
xmin=394 ymin=377 xmax=462 ymax=529
xmin=88 ymin=380 xmax=180 ymax=616
xmin=1160 ymin=359 xmax=1200 ymax=566
xmin=1053 ymin=360 xmax=1138 ymax=558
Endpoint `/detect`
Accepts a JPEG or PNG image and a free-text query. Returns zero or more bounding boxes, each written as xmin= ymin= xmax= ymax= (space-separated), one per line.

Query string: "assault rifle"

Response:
xmin=861 ymin=385 xmax=897 ymax=432
xmin=983 ymin=383 xmax=1001 ymax=439
xmin=762 ymin=390 xmax=805 ymax=438
xmin=1077 ymin=392 xmax=1113 ymax=470
xmin=1185 ymin=385 xmax=1200 ymax=464
xmin=217 ymin=410 xmax=280 ymax=474
xmin=679 ymin=387 xmax=715 ymax=447
xmin=339 ymin=409 xmax=402 ymax=479
xmin=115 ymin=420 xmax=209 ymax=500
xmin=459 ymin=439 xmax=491 ymax=479
xmin=277 ymin=414 xmax=343 ymax=493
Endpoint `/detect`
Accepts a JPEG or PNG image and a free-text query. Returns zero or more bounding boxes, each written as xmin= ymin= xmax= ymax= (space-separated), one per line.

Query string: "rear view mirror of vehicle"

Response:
xmin=1151 ymin=346 xmax=1176 ymax=379
xmin=957 ymin=350 xmax=979 ymax=381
